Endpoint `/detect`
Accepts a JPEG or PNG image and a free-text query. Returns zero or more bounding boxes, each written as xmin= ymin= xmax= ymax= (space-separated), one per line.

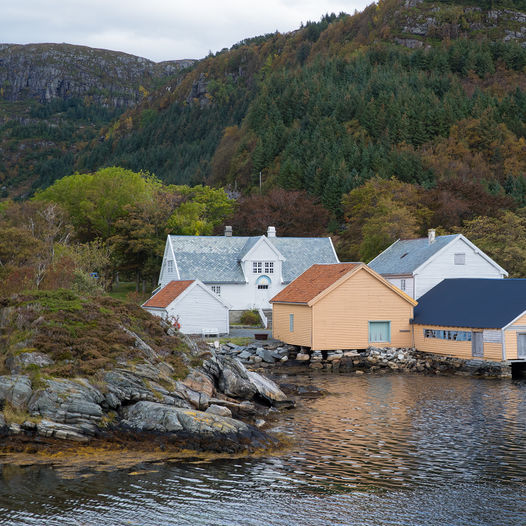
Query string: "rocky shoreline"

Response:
xmin=0 ymin=331 xmax=511 ymax=460
xmin=0 ymin=343 xmax=295 ymax=454
xmin=216 ymin=342 xmax=512 ymax=378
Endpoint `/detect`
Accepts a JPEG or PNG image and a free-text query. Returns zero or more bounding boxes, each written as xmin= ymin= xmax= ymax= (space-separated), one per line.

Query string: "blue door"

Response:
xmin=369 ymin=321 xmax=391 ymax=344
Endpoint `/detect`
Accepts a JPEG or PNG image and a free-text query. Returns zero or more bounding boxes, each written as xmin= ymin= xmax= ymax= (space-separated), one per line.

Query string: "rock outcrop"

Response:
xmin=0 ymin=43 xmax=195 ymax=107
xmin=0 ymin=350 xmax=292 ymax=453
xmin=397 ymin=4 xmax=526 ymax=47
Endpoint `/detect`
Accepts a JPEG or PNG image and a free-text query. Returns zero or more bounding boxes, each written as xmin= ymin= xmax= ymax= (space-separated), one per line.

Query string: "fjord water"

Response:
xmin=1 ymin=374 xmax=525 ymax=526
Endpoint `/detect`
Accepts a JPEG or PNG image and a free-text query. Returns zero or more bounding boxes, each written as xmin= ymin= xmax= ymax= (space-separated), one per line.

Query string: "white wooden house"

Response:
xmin=156 ymin=226 xmax=339 ymax=317
xmin=142 ymin=279 xmax=230 ymax=335
xmin=368 ymin=229 xmax=508 ymax=299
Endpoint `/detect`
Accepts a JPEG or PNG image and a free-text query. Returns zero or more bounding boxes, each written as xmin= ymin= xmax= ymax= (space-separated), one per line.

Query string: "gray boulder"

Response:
xmin=216 ymin=356 xmax=258 ymax=400
xmin=205 ymin=404 xmax=232 ymax=418
xmin=120 ymin=401 xmax=272 ymax=452
xmin=28 ymin=378 xmax=104 ymax=424
xmin=104 ymin=370 xmax=158 ymax=405
xmin=121 ymin=401 xmax=183 ymax=433
xmin=247 ymin=371 xmax=294 ymax=407
xmin=256 ymin=348 xmax=276 ymax=363
xmin=0 ymin=375 xmax=33 ymax=409
xmin=174 ymin=381 xmax=209 ymax=410
xmin=37 ymin=419 xmax=89 ymax=442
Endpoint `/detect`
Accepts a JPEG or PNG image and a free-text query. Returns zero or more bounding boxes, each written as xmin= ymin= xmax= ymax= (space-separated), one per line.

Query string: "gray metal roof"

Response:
xmin=169 ymin=235 xmax=338 ymax=284
xmin=271 ymin=237 xmax=339 ymax=283
xmin=368 ymin=235 xmax=459 ymax=275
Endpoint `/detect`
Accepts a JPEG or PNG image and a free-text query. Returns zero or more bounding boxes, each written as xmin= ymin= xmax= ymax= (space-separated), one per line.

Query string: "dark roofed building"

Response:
xmin=413 ymin=279 xmax=526 ymax=362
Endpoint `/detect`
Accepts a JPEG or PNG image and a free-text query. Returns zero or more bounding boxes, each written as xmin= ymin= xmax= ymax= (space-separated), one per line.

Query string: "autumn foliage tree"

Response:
xmin=461 ymin=209 xmax=526 ymax=277
xmin=219 ymin=188 xmax=330 ymax=236
xmin=338 ymin=177 xmax=432 ymax=262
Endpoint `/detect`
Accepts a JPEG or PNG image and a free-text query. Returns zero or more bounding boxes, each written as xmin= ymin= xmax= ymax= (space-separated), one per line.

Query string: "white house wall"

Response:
xmin=206 ymin=238 xmax=286 ymax=310
xmin=414 ymin=238 xmax=504 ymax=299
xmin=166 ymin=285 xmax=229 ymax=335
xmin=242 ymin=241 xmax=283 ymax=309
xmin=159 ymin=239 xmax=178 ymax=287
xmin=207 ymin=280 xmax=286 ymax=311
xmin=384 ymin=277 xmax=415 ymax=298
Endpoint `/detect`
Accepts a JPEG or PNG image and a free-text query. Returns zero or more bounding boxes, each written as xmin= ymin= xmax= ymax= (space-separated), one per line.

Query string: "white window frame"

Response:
xmin=454 ymin=253 xmax=466 ymax=265
xmin=264 ymin=261 xmax=274 ymax=274
xmin=167 ymin=260 xmax=174 ymax=273
xmin=400 ymin=279 xmax=406 ymax=291
xmin=253 ymin=261 xmax=262 ymax=274
xmin=211 ymin=285 xmax=221 ymax=296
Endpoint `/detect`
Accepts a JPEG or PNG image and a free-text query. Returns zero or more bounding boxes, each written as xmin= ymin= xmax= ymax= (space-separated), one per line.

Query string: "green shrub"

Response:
xmin=239 ymin=310 xmax=261 ymax=326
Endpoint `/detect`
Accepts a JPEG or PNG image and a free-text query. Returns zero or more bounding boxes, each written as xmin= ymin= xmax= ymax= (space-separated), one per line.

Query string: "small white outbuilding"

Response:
xmin=142 ymin=279 xmax=230 ymax=335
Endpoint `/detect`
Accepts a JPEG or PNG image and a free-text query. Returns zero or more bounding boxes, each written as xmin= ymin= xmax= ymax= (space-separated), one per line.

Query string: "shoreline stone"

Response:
xmin=214 ymin=341 xmax=513 ymax=379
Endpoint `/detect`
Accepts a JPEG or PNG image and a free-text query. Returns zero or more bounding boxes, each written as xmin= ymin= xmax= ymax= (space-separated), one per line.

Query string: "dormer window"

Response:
xmin=454 ymin=253 xmax=466 ymax=265
xmin=253 ymin=261 xmax=274 ymax=274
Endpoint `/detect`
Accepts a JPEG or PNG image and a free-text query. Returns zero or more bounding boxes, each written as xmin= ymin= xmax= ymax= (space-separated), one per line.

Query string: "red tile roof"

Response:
xmin=143 ymin=280 xmax=195 ymax=308
xmin=270 ymin=263 xmax=359 ymax=304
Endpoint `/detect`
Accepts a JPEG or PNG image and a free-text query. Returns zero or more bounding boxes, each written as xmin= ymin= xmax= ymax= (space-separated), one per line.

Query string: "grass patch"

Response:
xmin=22 ymin=289 xmax=84 ymax=312
xmin=108 ymin=282 xmax=150 ymax=304
xmin=219 ymin=337 xmax=252 ymax=346
xmin=99 ymin=411 xmax=117 ymax=428
xmin=3 ymin=400 xmax=41 ymax=425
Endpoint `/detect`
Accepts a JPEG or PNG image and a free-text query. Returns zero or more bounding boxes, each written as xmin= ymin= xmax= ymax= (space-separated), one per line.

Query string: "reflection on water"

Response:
xmin=1 ymin=374 xmax=525 ymax=525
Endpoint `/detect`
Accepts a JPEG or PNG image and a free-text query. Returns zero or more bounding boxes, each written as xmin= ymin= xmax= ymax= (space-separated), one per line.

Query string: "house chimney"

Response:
xmin=267 ymin=226 xmax=276 ymax=238
xmin=428 ymin=228 xmax=436 ymax=244
xmin=225 ymin=226 xmax=232 ymax=237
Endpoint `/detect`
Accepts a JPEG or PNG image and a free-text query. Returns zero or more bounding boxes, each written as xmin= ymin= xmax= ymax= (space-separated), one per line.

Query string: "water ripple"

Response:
xmin=1 ymin=374 xmax=525 ymax=525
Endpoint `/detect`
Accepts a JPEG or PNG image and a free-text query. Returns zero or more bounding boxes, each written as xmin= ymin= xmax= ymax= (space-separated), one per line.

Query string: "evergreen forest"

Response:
xmin=1 ymin=0 xmax=526 ymax=276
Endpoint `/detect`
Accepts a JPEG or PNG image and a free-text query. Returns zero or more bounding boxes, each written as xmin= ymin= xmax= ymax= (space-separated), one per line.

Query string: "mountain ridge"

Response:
xmin=2 ymin=0 xmax=526 ymax=218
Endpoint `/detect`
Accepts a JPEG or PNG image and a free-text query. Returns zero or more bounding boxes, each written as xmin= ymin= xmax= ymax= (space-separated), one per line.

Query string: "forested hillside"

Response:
xmin=2 ymin=0 xmax=526 ymax=274
xmin=0 ymin=43 xmax=193 ymax=195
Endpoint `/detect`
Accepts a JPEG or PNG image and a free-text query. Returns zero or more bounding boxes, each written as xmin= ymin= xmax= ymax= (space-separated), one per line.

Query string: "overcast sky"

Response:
xmin=3 ymin=1 xmax=373 ymax=62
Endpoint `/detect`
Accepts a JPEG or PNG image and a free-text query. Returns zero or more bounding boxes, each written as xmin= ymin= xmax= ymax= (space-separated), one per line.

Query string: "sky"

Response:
xmin=2 ymin=1 xmax=373 ymax=62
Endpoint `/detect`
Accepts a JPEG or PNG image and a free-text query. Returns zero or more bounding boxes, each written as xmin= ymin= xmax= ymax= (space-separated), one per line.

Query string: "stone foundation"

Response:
xmin=216 ymin=342 xmax=513 ymax=379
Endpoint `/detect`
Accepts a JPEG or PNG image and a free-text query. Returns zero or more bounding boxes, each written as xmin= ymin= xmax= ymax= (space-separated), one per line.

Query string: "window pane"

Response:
xmin=369 ymin=321 xmax=390 ymax=343
xmin=454 ymin=253 xmax=466 ymax=265
xmin=265 ymin=262 xmax=274 ymax=274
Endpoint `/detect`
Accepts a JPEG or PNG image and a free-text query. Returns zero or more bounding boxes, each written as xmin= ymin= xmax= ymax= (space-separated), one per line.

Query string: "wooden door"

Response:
xmin=472 ymin=331 xmax=483 ymax=358
xmin=518 ymin=333 xmax=526 ymax=359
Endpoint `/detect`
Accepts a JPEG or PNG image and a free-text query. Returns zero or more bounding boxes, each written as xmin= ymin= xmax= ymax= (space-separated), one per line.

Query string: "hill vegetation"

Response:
xmin=0 ymin=43 xmax=193 ymax=194
xmin=1 ymin=1 xmax=526 ymax=274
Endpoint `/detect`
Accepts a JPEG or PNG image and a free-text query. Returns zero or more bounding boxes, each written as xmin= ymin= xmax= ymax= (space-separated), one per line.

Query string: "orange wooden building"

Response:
xmin=270 ymin=263 xmax=417 ymax=351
